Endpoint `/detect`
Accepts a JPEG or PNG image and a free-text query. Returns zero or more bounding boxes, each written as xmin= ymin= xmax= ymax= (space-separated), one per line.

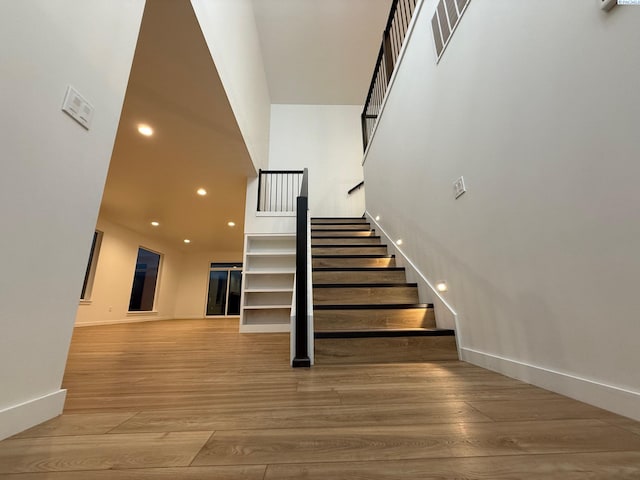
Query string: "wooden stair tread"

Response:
xmin=313 ymin=267 xmax=405 ymax=271
xmin=313 ymin=254 xmax=394 ymax=258
xmin=315 ymin=328 xmax=455 ymax=339
xmin=314 ymin=283 xmax=417 ymax=288
xmin=314 ymin=303 xmax=433 ymax=310
xmin=312 ymin=244 xmax=385 ymax=248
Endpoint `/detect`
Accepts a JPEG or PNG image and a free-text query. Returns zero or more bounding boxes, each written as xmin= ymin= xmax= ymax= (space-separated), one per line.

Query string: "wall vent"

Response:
xmin=432 ymin=0 xmax=470 ymax=62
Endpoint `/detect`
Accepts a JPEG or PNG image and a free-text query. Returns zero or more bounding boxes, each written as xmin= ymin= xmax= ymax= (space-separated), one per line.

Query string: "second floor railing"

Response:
xmin=257 ymin=169 xmax=304 ymax=212
xmin=361 ymin=0 xmax=418 ymax=151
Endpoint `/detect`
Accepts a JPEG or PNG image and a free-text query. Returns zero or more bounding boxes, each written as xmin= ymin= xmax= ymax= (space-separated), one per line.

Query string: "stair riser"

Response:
xmin=311 ymin=219 xmax=369 ymax=224
xmin=312 ymin=224 xmax=371 ymax=231
xmin=313 ymin=257 xmax=395 ymax=268
xmin=313 ymin=286 xmax=419 ymax=305
xmin=314 ymin=308 xmax=436 ymax=330
xmin=312 ymin=246 xmax=388 ymax=255
xmin=312 ymin=237 xmax=381 ymax=245
xmin=314 ymin=335 xmax=458 ymax=364
xmin=312 ymin=231 xmax=376 ymax=238
xmin=313 ymin=270 xmax=407 ymax=284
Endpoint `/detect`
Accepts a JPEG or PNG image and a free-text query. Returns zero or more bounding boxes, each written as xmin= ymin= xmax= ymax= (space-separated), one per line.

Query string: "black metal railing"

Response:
xmin=257 ymin=169 xmax=304 ymax=212
xmin=292 ymin=168 xmax=310 ymax=368
xmin=348 ymin=180 xmax=365 ymax=195
xmin=361 ymin=0 xmax=418 ymax=151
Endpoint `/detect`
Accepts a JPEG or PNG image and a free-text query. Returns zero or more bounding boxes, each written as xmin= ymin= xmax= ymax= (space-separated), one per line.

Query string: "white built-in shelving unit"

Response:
xmin=240 ymin=234 xmax=295 ymax=333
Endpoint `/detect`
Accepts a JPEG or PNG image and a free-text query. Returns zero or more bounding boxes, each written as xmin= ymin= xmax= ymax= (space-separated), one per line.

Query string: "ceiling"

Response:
xmin=100 ymin=0 xmax=392 ymax=252
xmin=253 ymin=0 xmax=392 ymax=104
xmin=100 ymin=0 xmax=254 ymax=252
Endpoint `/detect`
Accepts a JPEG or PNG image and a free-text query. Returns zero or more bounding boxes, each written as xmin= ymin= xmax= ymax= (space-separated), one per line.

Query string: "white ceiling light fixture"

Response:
xmin=196 ymin=188 xmax=207 ymax=196
xmin=227 ymin=221 xmax=236 ymax=227
xmin=183 ymin=239 xmax=191 ymax=244
xmin=137 ymin=124 xmax=153 ymax=136
xmin=151 ymin=221 xmax=159 ymax=227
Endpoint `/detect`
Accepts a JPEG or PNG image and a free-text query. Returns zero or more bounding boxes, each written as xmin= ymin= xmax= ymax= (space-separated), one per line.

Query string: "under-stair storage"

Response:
xmin=240 ymin=234 xmax=295 ymax=333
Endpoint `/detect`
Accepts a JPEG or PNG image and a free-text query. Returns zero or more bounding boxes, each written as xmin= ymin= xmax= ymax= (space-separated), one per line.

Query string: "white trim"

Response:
xmin=0 ymin=389 xmax=66 ymax=441
xmin=75 ymin=315 xmax=173 ymax=327
xmin=462 ymin=347 xmax=640 ymax=421
xmin=362 ymin=0 xmax=426 ymax=165
xmin=256 ymin=211 xmax=296 ymax=217
xmin=127 ymin=310 xmax=159 ymax=315
xmin=365 ymin=212 xmax=462 ymax=357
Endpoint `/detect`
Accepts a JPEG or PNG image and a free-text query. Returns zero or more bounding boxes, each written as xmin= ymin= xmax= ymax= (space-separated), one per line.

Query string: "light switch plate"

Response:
xmin=453 ymin=176 xmax=466 ymax=199
xmin=62 ymin=86 xmax=94 ymax=130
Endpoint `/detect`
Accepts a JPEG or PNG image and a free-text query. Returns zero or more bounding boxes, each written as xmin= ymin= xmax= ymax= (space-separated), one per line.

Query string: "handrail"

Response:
xmin=348 ymin=181 xmax=365 ymax=195
xmin=361 ymin=0 xmax=418 ymax=151
xmin=257 ymin=169 xmax=305 ymax=212
xmin=292 ymin=168 xmax=311 ymax=368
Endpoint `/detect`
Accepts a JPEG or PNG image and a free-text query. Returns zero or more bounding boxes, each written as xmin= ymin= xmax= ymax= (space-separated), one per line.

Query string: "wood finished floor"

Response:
xmin=1 ymin=318 xmax=639 ymax=479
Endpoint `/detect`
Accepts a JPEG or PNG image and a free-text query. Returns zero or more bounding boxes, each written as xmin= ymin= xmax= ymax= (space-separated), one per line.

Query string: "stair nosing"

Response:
xmin=313 ymin=283 xmax=418 ymax=288
xmin=314 ymin=328 xmax=455 ymax=339
xmin=312 ymin=267 xmax=405 ymax=272
xmin=313 ymin=254 xmax=394 ymax=259
xmin=312 ymin=244 xmax=386 ymax=248
xmin=313 ymin=303 xmax=434 ymax=310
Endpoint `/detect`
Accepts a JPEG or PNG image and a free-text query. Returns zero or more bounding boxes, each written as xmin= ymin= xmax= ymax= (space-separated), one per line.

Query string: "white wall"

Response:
xmin=364 ymin=0 xmax=640 ymax=419
xmin=76 ymin=217 xmax=183 ymax=326
xmin=269 ymin=104 xmax=365 ymax=217
xmin=0 ymin=0 xmax=145 ymax=439
xmin=191 ymin=0 xmax=271 ymax=171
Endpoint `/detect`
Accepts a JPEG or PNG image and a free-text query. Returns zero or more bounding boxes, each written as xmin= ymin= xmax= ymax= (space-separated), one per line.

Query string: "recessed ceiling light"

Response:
xmin=396 ymin=239 xmax=403 ymax=245
xmin=183 ymin=239 xmax=191 ymax=244
xmin=137 ymin=124 xmax=153 ymax=136
xmin=375 ymin=215 xmax=380 ymax=221
xmin=196 ymin=188 xmax=207 ymax=196
xmin=227 ymin=221 xmax=236 ymax=227
xmin=150 ymin=221 xmax=159 ymax=227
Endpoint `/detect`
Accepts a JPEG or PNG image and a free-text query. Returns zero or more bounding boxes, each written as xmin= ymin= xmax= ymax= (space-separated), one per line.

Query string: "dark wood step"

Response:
xmin=312 ymin=224 xmax=371 ymax=231
xmin=312 ymin=230 xmax=376 ymax=237
xmin=311 ymin=236 xmax=382 ymax=245
xmin=311 ymin=217 xmax=368 ymax=224
xmin=313 ymin=267 xmax=406 ymax=284
xmin=312 ymin=245 xmax=388 ymax=255
xmin=313 ymin=303 xmax=435 ymax=330
xmin=313 ymin=283 xmax=419 ymax=305
xmin=313 ymin=255 xmax=395 ymax=268
xmin=315 ymin=328 xmax=454 ymax=339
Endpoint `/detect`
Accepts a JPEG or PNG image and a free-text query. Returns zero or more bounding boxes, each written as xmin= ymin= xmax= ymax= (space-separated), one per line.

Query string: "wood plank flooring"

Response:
xmin=1 ymin=318 xmax=639 ymax=478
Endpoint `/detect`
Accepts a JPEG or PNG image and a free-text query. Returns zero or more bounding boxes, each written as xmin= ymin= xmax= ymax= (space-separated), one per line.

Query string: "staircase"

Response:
xmin=311 ymin=217 xmax=458 ymax=364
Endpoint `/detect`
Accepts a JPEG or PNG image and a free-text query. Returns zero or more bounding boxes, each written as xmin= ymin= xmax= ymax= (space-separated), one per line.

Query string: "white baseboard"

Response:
xmin=462 ymin=347 xmax=640 ymax=421
xmin=75 ymin=315 xmax=174 ymax=327
xmin=239 ymin=324 xmax=290 ymax=333
xmin=0 ymin=389 xmax=66 ymax=441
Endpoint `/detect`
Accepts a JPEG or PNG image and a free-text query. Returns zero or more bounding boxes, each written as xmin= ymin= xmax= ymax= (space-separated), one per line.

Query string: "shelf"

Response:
xmin=244 ymin=288 xmax=294 ymax=293
xmin=246 ymin=251 xmax=295 ymax=256
xmin=243 ymin=305 xmax=292 ymax=310
xmin=244 ymin=269 xmax=295 ymax=275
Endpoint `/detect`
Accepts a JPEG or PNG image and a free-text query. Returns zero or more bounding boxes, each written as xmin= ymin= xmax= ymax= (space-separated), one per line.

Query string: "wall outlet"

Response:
xmin=453 ymin=176 xmax=466 ymax=199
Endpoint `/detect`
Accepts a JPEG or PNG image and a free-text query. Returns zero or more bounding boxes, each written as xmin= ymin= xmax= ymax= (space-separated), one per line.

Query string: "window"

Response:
xmin=128 ymin=247 xmax=161 ymax=312
xmin=207 ymin=263 xmax=242 ymax=316
xmin=80 ymin=230 xmax=102 ymax=300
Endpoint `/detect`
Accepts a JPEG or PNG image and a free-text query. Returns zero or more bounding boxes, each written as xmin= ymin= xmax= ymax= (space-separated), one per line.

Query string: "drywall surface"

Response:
xmin=269 ymin=104 xmax=365 ymax=217
xmin=0 ymin=0 xmax=144 ymax=438
xmin=191 ymin=0 xmax=271 ymax=171
xmin=363 ymin=0 xmax=640 ymax=418
xmin=75 ymin=218 xmax=183 ymax=326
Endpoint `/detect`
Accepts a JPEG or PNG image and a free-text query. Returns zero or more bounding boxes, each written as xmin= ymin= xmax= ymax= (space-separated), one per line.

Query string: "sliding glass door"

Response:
xmin=206 ymin=263 xmax=242 ymax=316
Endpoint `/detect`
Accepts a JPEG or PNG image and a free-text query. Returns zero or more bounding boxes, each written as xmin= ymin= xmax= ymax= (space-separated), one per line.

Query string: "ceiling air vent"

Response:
xmin=432 ymin=0 xmax=470 ymax=62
